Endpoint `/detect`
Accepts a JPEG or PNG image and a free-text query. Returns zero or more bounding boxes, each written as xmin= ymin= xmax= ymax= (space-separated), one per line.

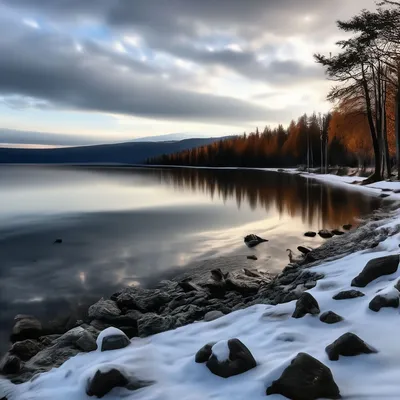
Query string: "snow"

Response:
xmin=95 ymin=327 xmax=128 ymax=351
xmin=211 ymin=340 xmax=230 ymax=362
xmin=1 ymin=174 xmax=400 ymax=399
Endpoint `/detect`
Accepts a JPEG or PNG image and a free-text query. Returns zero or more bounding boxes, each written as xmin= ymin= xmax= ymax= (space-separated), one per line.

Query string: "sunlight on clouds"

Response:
xmin=23 ymin=18 xmax=39 ymax=29
xmin=123 ymin=35 xmax=141 ymax=47
xmin=114 ymin=41 xmax=127 ymax=53
xmin=225 ymin=43 xmax=243 ymax=53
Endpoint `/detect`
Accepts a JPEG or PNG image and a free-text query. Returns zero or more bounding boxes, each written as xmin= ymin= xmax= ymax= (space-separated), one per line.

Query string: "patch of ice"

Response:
xmin=211 ymin=340 xmax=230 ymax=362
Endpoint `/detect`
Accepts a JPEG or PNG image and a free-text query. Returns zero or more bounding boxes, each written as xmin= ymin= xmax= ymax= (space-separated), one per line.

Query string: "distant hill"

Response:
xmin=0 ymin=138 xmax=220 ymax=164
xmin=132 ymin=133 xmax=213 ymax=142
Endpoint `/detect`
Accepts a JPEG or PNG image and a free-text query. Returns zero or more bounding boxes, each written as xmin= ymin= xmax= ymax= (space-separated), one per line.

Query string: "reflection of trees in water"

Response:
xmin=147 ymin=168 xmax=381 ymax=228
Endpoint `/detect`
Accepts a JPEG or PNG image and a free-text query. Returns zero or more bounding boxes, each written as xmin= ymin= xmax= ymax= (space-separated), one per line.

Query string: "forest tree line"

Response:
xmin=151 ymin=0 xmax=400 ymax=182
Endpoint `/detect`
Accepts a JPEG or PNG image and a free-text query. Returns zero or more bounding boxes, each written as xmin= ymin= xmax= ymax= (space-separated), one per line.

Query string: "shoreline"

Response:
xmin=1 ymin=171 xmax=400 ymax=398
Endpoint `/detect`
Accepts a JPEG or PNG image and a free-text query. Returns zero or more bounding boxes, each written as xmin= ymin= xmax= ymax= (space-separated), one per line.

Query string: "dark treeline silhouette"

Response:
xmin=149 ymin=113 xmax=362 ymax=169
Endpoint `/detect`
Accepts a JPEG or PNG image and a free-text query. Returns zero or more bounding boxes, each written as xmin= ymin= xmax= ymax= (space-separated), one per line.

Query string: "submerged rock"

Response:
xmin=247 ymin=255 xmax=258 ymax=261
xmin=319 ymin=311 xmax=343 ymax=324
xmin=266 ymin=352 xmax=341 ymax=400
xmin=333 ymin=290 xmax=365 ymax=300
xmin=318 ymin=230 xmax=333 ymax=239
xmin=244 ymin=234 xmax=268 ymax=248
xmin=199 ymin=339 xmax=256 ymax=378
xmin=292 ymin=293 xmax=320 ymax=318
xmin=351 ymin=255 xmax=400 ymax=287
xmin=304 ymin=231 xmax=317 ymax=237
xmin=325 ymin=332 xmax=377 ymax=361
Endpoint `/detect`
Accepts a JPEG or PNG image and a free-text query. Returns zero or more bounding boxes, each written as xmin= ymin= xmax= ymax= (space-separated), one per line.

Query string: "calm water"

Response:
xmin=0 ymin=166 xmax=383 ymax=351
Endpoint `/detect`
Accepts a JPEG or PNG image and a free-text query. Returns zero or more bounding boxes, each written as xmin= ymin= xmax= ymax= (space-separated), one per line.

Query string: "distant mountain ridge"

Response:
xmin=0 ymin=138 xmax=220 ymax=164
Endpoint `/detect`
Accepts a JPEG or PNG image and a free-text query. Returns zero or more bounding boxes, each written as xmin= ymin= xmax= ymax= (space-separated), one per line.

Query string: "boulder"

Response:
xmin=10 ymin=339 xmax=42 ymax=361
xmin=116 ymin=288 xmax=170 ymax=312
xmin=297 ymin=246 xmax=312 ymax=255
xmin=292 ymin=293 xmax=320 ymax=318
xmin=204 ymin=311 xmax=224 ymax=322
xmin=178 ymin=278 xmax=202 ymax=293
xmin=211 ymin=268 xmax=226 ymax=281
xmin=325 ymin=332 xmax=377 ymax=361
xmin=97 ymin=328 xmax=130 ymax=352
xmin=87 ymin=368 xmax=128 ymax=398
xmin=76 ymin=330 xmax=98 ymax=352
xmin=137 ymin=313 xmax=175 ymax=337
xmin=319 ymin=311 xmax=343 ymax=324
xmin=369 ymin=293 xmax=399 ymax=312
xmin=343 ymin=224 xmax=352 ymax=230
xmin=88 ymin=299 xmax=121 ymax=321
xmin=244 ymin=234 xmax=268 ymax=248
xmin=266 ymin=352 xmax=341 ymax=400
xmin=351 ymin=255 xmax=399 ymax=287
xmin=333 ymin=290 xmax=365 ymax=300
xmin=11 ymin=315 xmax=42 ymax=342
xmin=204 ymin=280 xmax=226 ymax=299
xmin=243 ymin=268 xmax=263 ymax=278
xmin=195 ymin=342 xmax=215 ymax=363
xmin=1 ymin=355 xmax=21 ymax=375
xmin=197 ymin=339 xmax=256 ymax=378
xmin=331 ymin=229 xmax=345 ymax=236
xmin=225 ymin=276 xmax=259 ymax=295
xmin=304 ymin=231 xmax=317 ymax=238
xmin=318 ymin=230 xmax=333 ymax=239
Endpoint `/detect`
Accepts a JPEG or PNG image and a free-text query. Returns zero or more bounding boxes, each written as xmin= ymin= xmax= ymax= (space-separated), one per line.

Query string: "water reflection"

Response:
xmin=0 ymin=166 xmax=384 ymax=354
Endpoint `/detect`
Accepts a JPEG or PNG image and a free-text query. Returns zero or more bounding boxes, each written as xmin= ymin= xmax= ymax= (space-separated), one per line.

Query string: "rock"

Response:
xmin=351 ymin=255 xmax=400 ymax=287
xmin=304 ymin=280 xmax=317 ymax=289
xmin=380 ymin=193 xmax=390 ymax=198
xmin=137 ymin=313 xmax=175 ymax=337
xmin=1 ymin=355 xmax=21 ymax=375
xmin=244 ymin=234 xmax=268 ymax=248
xmin=266 ymin=352 xmax=341 ymax=400
xmin=243 ymin=268 xmax=262 ymax=278
xmin=204 ymin=280 xmax=226 ymax=299
xmin=297 ymin=246 xmax=312 ymax=255
xmin=292 ymin=293 xmax=320 ymax=318
xmin=195 ymin=342 xmax=215 ymax=363
xmin=320 ymin=311 xmax=343 ymax=324
xmin=76 ymin=330 xmax=98 ymax=352
xmin=97 ymin=328 xmax=130 ymax=352
xmin=325 ymin=332 xmax=377 ymax=361
xmin=304 ymin=231 xmax=317 ymax=237
xmin=87 ymin=368 xmax=128 ymax=398
xmin=116 ymin=288 xmax=170 ymax=312
xmin=318 ymin=229 xmax=333 ymax=239
xmin=53 ymin=239 xmax=62 ymax=244
xmin=88 ymin=299 xmax=121 ymax=321
xmin=199 ymin=339 xmax=257 ymax=378
xmin=226 ymin=276 xmax=259 ymax=295
xmin=11 ymin=315 xmax=42 ymax=342
xmin=178 ymin=278 xmax=202 ymax=293
xmin=211 ymin=268 xmax=226 ymax=281
xmin=369 ymin=293 xmax=399 ymax=312
xmin=343 ymin=224 xmax=352 ymax=230
xmin=204 ymin=311 xmax=224 ymax=322
xmin=331 ymin=229 xmax=345 ymax=236
xmin=333 ymin=290 xmax=365 ymax=300
xmin=10 ymin=339 xmax=42 ymax=361
xmin=247 ymin=255 xmax=258 ymax=261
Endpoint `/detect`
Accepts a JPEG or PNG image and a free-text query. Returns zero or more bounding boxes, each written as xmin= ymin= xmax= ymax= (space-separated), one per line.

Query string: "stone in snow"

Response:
xmin=325 ymin=332 xmax=377 ymax=361
xmin=333 ymin=290 xmax=365 ymax=300
xmin=292 ymin=292 xmax=320 ymax=318
xmin=369 ymin=293 xmax=399 ymax=312
xmin=87 ymin=368 xmax=128 ymax=398
xmin=204 ymin=310 xmax=224 ymax=322
xmin=320 ymin=311 xmax=343 ymax=324
xmin=196 ymin=338 xmax=256 ymax=378
xmin=351 ymin=255 xmax=400 ymax=288
xmin=244 ymin=234 xmax=268 ymax=248
xmin=96 ymin=327 xmax=130 ymax=352
xmin=266 ymin=352 xmax=341 ymax=400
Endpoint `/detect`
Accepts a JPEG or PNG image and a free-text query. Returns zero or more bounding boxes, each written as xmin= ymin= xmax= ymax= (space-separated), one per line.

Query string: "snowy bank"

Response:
xmin=1 ymin=206 xmax=400 ymax=399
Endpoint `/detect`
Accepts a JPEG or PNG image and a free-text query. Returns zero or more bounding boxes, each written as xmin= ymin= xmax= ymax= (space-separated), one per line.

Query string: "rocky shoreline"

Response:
xmin=1 ymin=204 xmax=399 ymax=386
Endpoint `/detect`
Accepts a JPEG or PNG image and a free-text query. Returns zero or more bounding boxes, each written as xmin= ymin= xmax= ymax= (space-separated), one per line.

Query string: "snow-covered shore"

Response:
xmin=1 ymin=173 xmax=400 ymax=400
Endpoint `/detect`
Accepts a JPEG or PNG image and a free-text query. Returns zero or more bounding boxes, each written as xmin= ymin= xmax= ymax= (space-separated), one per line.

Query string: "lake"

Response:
xmin=0 ymin=166 xmax=383 ymax=352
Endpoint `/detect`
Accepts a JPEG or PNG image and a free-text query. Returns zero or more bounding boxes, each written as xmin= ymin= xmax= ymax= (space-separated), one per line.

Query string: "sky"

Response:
xmin=0 ymin=0 xmax=376 ymax=146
